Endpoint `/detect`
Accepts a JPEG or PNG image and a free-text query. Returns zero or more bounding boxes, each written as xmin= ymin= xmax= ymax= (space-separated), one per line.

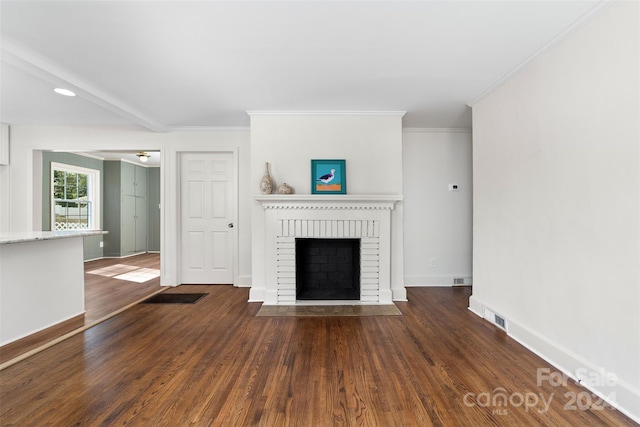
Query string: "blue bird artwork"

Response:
xmin=312 ymin=160 xmax=345 ymax=194
xmin=317 ymin=169 xmax=336 ymax=186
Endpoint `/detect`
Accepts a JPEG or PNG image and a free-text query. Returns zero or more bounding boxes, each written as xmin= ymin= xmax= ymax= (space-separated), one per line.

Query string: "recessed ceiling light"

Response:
xmin=54 ymin=88 xmax=76 ymax=97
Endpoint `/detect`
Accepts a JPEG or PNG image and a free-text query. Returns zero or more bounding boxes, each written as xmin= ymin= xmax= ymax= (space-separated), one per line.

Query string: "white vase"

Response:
xmin=259 ymin=162 xmax=274 ymax=194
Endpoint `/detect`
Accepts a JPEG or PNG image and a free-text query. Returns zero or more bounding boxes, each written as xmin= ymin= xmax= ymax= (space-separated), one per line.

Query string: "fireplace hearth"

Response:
xmin=296 ymin=238 xmax=360 ymax=300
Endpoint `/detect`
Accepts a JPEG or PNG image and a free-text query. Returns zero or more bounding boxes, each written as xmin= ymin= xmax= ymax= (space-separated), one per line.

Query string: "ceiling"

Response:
xmin=86 ymin=150 xmax=161 ymax=167
xmin=1 ymin=0 xmax=605 ymax=131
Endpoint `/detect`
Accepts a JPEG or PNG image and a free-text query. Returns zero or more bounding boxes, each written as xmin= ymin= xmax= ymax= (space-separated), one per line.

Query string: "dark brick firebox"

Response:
xmin=295 ymin=238 xmax=361 ymax=300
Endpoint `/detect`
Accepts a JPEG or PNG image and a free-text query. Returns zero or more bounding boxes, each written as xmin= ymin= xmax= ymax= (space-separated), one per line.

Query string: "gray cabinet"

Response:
xmin=147 ymin=167 xmax=161 ymax=252
xmin=104 ymin=161 xmax=149 ymax=257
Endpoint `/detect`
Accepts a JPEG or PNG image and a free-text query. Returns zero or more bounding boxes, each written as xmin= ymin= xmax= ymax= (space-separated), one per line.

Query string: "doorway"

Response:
xmin=180 ymin=152 xmax=236 ymax=284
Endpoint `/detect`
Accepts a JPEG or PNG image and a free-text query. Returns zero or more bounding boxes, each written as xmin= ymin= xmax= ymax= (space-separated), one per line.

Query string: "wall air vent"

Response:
xmin=453 ymin=278 xmax=465 ymax=285
xmin=494 ymin=314 xmax=506 ymax=330
xmin=484 ymin=308 xmax=508 ymax=331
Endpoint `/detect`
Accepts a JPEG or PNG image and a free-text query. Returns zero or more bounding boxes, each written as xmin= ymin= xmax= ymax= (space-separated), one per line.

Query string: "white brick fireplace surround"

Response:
xmin=254 ymin=195 xmax=403 ymax=305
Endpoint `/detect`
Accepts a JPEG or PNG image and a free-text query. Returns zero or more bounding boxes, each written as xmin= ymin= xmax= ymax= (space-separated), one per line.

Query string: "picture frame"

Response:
xmin=311 ymin=159 xmax=346 ymax=194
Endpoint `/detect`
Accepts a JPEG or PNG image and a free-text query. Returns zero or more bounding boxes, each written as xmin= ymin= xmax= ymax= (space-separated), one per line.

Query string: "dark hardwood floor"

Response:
xmin=83 ymin=253 xmax=162 ymax=323
xmin=0 ymin=253 xmax=162 ymax=366
xmin=0 ymin=285 xmax=635 ymax=426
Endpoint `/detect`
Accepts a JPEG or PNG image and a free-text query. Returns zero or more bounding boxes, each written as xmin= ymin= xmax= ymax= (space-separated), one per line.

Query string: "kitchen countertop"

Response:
xmin=0 ymin=230 xmax=108 ymax=245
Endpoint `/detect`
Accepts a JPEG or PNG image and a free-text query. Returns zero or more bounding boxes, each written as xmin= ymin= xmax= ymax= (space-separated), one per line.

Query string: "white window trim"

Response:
xmin=51 ymin=162 xmax=101 ymax=230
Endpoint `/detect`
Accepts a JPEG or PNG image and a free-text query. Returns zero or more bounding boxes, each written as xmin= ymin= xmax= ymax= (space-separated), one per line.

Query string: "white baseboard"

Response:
xmin=404 ymin=275 xmax=473 ymax=287
xmin=469 ymin=296 xmax=640 ymax=424
xmin=392 ymin=287 xmax=407 ymax=301
xmin=248 ymin=287 xmax=265 ymax=302
xmin=467 ymin=295 xmax=484 ymax=317
xmin=235 ymin=275 xmax=252 ymax=288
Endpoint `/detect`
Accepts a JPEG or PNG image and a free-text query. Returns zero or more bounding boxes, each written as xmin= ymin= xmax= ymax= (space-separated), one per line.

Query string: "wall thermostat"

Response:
xmin=448 ymin=184 xmax=459 ymax=191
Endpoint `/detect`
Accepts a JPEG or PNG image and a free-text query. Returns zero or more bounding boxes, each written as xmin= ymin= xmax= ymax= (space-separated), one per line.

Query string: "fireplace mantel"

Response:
xmin=254 ymin=195 xmax=403 ymax=210
xmin=254 ymin=194 xmax=403 ymax=305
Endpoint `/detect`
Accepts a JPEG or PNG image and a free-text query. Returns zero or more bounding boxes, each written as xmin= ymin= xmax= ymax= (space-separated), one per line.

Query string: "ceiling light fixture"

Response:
xmin=136 ymin=152 xmax=150 ymax=163
xmin=54 ymin=88 xmax=76 ymax=97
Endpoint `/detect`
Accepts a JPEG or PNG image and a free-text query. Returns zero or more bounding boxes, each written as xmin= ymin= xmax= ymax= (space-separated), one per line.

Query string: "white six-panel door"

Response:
xmin=180 ymin=152 xmax=234 ymax=284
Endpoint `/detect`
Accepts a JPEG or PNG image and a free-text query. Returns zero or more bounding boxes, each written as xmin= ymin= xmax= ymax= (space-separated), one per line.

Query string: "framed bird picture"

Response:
xmin=311 ymin=159 xmax=346 ymax=194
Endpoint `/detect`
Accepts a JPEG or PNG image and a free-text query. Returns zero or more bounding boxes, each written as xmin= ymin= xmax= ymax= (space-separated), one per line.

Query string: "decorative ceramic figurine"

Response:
xmin=259 ymin=162 xmax=274 ymax=194
xmin=277 ymin=182 xmax=293 ymax=194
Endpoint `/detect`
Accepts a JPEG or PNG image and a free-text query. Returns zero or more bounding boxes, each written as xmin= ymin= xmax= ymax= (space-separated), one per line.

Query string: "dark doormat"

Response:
xmin=142 ymin=293 xmax=208 ymax=304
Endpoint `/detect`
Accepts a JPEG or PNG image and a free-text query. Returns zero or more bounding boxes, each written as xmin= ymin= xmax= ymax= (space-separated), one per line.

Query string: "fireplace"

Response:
xmin=296 ymin=238 xmax=360 ymax=300
xmin=254 ymin=195 xmax=402 ymax=305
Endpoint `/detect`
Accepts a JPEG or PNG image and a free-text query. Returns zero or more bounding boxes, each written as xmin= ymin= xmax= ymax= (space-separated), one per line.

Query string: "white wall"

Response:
xmin=0 ymin=124 xmax=10 ymax=232
xmin=402 ymin=129 xmax=472 ymax=286
xmin=470 ymin=2 xmax=639 ymax=421
xmin=0 ymin=160 xmax=10 ymax=233
xmin=1 ymin=236 xmax=85 ymax=345
xmin=0 ymin=126 xmax=253 ymax=287
xmin=248 ymin=112 xmax=406 ymax=301
xmin=0 ymin=121 xmax=475 ymax=298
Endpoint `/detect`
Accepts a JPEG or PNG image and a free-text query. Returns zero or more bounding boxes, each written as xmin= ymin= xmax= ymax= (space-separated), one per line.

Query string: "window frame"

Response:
xmin=51 ymin=162 xmax=101 ymax=231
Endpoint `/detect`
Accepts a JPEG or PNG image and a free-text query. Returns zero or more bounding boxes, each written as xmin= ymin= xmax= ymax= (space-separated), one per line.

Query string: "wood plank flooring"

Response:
xmin=0 ymin=253 xmax=162 ymax=365
xmin=0 ymin=285 xmax=636 ymax=426
xmin=83 ymin=253 xmax=162 ymax=323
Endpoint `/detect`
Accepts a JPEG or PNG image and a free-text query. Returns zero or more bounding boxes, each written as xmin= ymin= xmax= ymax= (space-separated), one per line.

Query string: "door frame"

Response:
xmin=176 ymin=150 xmax=239 ymax=286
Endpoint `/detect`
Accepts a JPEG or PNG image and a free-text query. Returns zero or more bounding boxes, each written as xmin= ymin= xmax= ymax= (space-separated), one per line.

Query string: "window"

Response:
xmin=51 ymin=162 xmax=100 ymax=230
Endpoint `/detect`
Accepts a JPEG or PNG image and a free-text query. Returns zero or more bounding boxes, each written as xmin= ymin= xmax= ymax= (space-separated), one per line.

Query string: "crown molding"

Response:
xmin=466 ymin=1 xmax=613 ymax=107
xmin=68 ymin=152 xmax=105 ymax=161
xmin=168 ymin=126 xmax=250 ymax=132
xmin=403 ymin=127 xmax=471 ymax=133
xmin=246 ymin=110 xmax=406 ymax=117
xmin=1 ymin=38 xmax=168 ymax=132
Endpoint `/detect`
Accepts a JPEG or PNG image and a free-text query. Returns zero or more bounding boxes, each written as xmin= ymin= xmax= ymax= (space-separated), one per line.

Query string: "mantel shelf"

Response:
xmin=255 ymin=194 xmax=402 ymax=201
xmin=254 ymin=194 xmax=403 ymax=210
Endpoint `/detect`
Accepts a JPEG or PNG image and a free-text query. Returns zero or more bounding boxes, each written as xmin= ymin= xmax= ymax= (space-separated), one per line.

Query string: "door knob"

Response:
xmin=228 ymin=223 xmax=234 ymax=228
